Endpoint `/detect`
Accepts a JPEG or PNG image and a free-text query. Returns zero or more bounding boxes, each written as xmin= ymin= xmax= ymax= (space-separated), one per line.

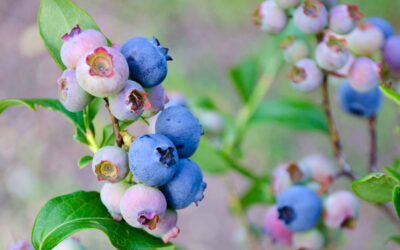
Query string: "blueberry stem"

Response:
xmin=104 ymin=98 xmax=123 ymax=147
xmin=368 ymin=115 xmax=378 ymax=172
xmin=82 ymin=108 xmax=99 ymax=152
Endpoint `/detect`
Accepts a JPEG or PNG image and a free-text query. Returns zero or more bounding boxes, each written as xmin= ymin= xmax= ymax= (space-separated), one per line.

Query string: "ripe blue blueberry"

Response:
xmin=100 ymin=182 xmax=131 ymax=221
xmin=253 ymin=0 xmax=288 ymax=34
xmin=348 ymin=57 xmax=380 ymax=92
xmin=329 ymin=5 xmax=362 ymax=35
xmin=293 ymin=0 xmax=328 ymax=34
xmin=383 ymin=36 xmax=400 ymax=72
xmin=57 ymin=69 xmax=92 ymax=112
xmin=142 ymin=84 xmax=167 ymax=118
xmin=288 ymin=58 xmax=323 ymax=92
xmin=161 ymin=159 xmax=207 ymax=209
xmin=280 ymin=35 xmax=310 ymax=65
xmin=108 ymin=80 xmax=150 ymax=121
xmin=338 ymin=81 xmax=383 ymax=118
xmin=316 ymin=36 xmax=350 ymax=71
xmin=92 ymin=146 xmax=129 ymax=182
xmin=277 ymin=185 xmax=322 ymax=232
xmin=120 ymin=37 xmax=172 ymax=88
xmin=129 ymin=134 xmax=179 ymax=186
xmin=346 ymin=22 xmax=385 ymax=56
xmin=365 ymin=17 xmax=395 ymax=40
xmin=156 ymin=106 xmax=203 ymax=158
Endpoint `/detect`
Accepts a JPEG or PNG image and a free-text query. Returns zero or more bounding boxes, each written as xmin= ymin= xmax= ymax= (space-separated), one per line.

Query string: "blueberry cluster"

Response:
xmin=264 ymin=155 xmax=360 ymax=248
xmin=57 ymin=25 xmax=206 ymax=243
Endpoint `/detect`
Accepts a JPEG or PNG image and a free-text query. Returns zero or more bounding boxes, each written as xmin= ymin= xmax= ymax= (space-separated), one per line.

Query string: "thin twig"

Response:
xmin=104 ymin=98 xmax=123 ymax=147
xmin=368 ymin=115 xmax=378 ymax=172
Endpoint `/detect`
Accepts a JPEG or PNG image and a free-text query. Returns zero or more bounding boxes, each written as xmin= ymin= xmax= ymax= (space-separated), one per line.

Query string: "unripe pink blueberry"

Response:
xmin=60 ymin=25 xmax=107 ymax=69
xmin=146 ymin=209 xmax=180 ymax=243
xmin=142 ymin=84 xmax=166 ymax=118
xmin=76 ymin=46 xmax=129 ymax=97
xmin=316 ymin=36 xmax=350 ymax=71
xmin=57 ymin=69 xmax=92 ymax=112
xmin=288 ymin=58 xmax=323 ymax=92
xmin=100 ymin=182 xmax=131 ymax=221
xmin=348 ymin=57 xmax=380 ymax=92
xmin=273 ymin=0 xmax=300 ymax=9
xmin=53 ymin=238 xmax=86 ymax=250
xmin=293 ymin=0 xmax=328 ymax=34
xmin=383 ymin=36 xmax=400 ymax=72
xmin=8 ymin=241 xmax=34 ymax=250
xmin=300 ymin=154 xmax=336 ymax=187
xmin=346 ymin=22 xmax=385 ymax=56
xmin=92 ymin=146 xmax=129 ymax=182
xmin=280 ymin=35 xmax=310 ymax=64
xmin=253 ymin=0 xmax=288 ymax=34
xmin=120 ymin=184 xmax=167 ymax=230
xmin=323 ymin=190 xmax=360 ymax=229
xmin=272 ymin=162 xmax=311 ymax=197
xmin=263 ymin=205 xmax=293 ymax=245
xmin=292 ymin=230 xmax=324 ymax=250
xmin=329 ymin=5 xmax=362 ymax=35
xmin=198 ymin=111 xmax=224 ymax=136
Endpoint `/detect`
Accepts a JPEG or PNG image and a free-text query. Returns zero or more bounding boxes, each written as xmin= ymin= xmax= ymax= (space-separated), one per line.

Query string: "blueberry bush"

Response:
xmin=3 ymin=0 xmax=400 ymax=249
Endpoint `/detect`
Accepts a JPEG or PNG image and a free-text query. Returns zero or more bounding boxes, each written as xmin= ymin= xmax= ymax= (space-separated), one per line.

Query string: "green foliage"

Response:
xmin=351 ymin=172 xmax=398 ymax=203
xmin=32 ymin=191 xmax=173 ymax=250
xmin=191 ymin=138 xmax=229 ymax=174
xmin=380 ymin=86 xmax=400 ymax=105
xmin=393 ymin=185 xmax=400 ymax=219
xmin=385 ymin=235 xmax=400 ymax=244
xmin=78 ymin=155 xmax=93 ymax=168
xmin=230 ymin=58 xmax=260 ymax=103
xmin=240 ymin=182 xmax=275 ymax=210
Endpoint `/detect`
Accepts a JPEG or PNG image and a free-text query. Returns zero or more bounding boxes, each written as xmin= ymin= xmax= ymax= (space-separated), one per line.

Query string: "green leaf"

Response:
xmin=78 ymin=155 xmax=92 ymax=168
xmin=88 ymin=98 xmax=104 ymax=121
xmin=351 ymin=172 xmax=398 ymax=203
xmin=240 ymin=182 xmax=275 ymax=210
xmin=38 ymin=0 xmax=104 ymax=69
xmin=99 ymin=121 xmax=133 ymax=147
xmin=251 ymin=99 xmax=329 ymax=133
xmin=190 ymin=138 xmax=229 ymax=174
xmin=229 ymin=58 xmax=260 ymax=103
xmin=386 ymin=235 xmax=400 ymax=244
xmin=32 ymin=191 xmax=173 ymax=250
xmin=192 ymin=97 xmax=218 ymax=111
xmin=384 ymin=167 xmax=400 ymax=182
xmin=393 ymin=185 xmax=400 ymax=219
xmin=380 ymin=86 xmax=400 ymax=105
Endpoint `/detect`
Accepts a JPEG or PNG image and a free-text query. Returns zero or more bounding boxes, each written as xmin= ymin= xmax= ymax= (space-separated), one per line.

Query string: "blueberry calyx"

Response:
xmin=157 ymin=147 xmax=176 ymax=167
xmin=137 ymin=210 xmax=159 ymax=230
xmin=127 ymin=89 xmax=147 ymax=114
xmin=278 ymin=206 xmax=296 ymax=224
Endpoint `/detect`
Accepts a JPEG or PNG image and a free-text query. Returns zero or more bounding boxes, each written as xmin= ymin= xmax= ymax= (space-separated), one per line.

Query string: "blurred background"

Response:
xmin=1 ymin=0 xmax=400 ymax=249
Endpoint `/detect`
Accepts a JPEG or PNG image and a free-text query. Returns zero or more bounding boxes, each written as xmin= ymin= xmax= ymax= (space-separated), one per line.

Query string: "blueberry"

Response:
xmin=263 ymin=205 xmax=293 ymax=245
xmin=288 ymin=58 xmax=323 ymax=92
xmin=60 ymin=25 xmax=107 ymax=69
xmin=277 ymin=185 xmax=322 ymax=232
xmin=280 ymin=35 xmax=310 ymax=64
xmin=348 ymin=57 xmax=380 ymax=92
xmin=329 ymin=5 xmax=362 ymax=35
xmin=100 ymin=182 xmax=131 ymax=221
xmin=156 ymin=106 xmax=203 ymax=158
xmin=293 ymin=230 xmax=324 ymax=250
xmin=316 ymin=36 xmax=350 ymax=71
xmin=120 ymin=37 xmax=172 ymax=88
xmin=8 ymin=241 xmax=34 ymax=250
xmin=254 ymin=0 xmax=288 ymax=34
xmin=108 ymin=80 xmax=150 ymax=121
xmin=142 ymin=84 xmax=166 ymax=118
xmin=57 ymin=69 xmax=92 ymax=112
xmin=273 ymin=0 xmax=300 ymax=9
xmin=293 ymin=0 xmax=328 ymax=34
xmin=272 ymin=162 xmax=311 ymax=197
xmin=299 ymin=154 xmax=336 ymax=187
xmin=161 ymin=159 xmax=207 ymax=209
xmin=129 ymin=134 xmax=179 ymax=186
xmin=323 ymin=190 xmax=360 ymax=229
xmin=145 ymin=209 xmax=180 ymax=244
xmin=120 ymin=184 xmax=167 ymax=230
xmin=92 ymin=146 xmax=129 ymax=182
xmin=365 ymin=17 xmax=395 ymax=40
xmin=383 ymin=36 xmax=400 ymax=72
xmin=338 ymin=81 xmax=383 ymax=118
xmin=346 ymin=22 xmax=385 ymax=56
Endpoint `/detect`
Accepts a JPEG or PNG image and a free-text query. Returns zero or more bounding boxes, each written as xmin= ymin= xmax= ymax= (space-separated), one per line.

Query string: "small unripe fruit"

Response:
xmin=142 ymin=84 xmax=166 ymax=118
xmin=329 ymin=5 xmax=362 ymax=35
xmin=129 ymin=134 xmax=179 ymax=186
xmin=316 ymin=36 xmax=350 ymax=71
xmin=273 ymin=0 xmax=300 ymax=9
xmin=8 ymin=241 xmax=34 ymax=250
xmin=120 ymin=184 xmax=167 ymax=230
xmin=293 ymin=0 xmax=328 ymax=34
xmin=383 ymin=36 xmax=400 ymax=72
xmin=92 ymin=146 xmax=128 ymax=182
xmin=338 ymin=81 xmax=383 ymax=118
xmin=324 ymin=190 xmax=360 ymax=229
xmin=57 ymin=69 xmax=92 ymax=112
xmin=272 ymin=162 xmax=311 ymax=197
xmin=346 ymin=22 xmax=385 ymax=56
xmin=197 ymin=111 xmax=224 ymax=136
xmin=263 ymin=205 xmax=293 ymax=245
xmin=53 ymin=238 xmax=86 ymax=250
xmin=146 ymin=209 xmax=180 ymax=243
xmin=121 ymin=37 xmax=172 ymax=88
xmin=277 ymin=185 xmax=322 ymax=232
xmin=300 ymin=154 xmax=336 ymax=187
xmin=253 ymin=0 xmax=288 ymax=34
xmin=280 ymin=35 xmax=310 ymax=64
xmin=293 ymin=230 xmax=324 ymax=250
xmin=100 ymin=182 xmax=131 ymax=221
xmin=60 ymin=25 xmax=107 ymax=69
xmin=161 ymin=159 xmax=207 ymax=209
xmin=288 ymin=58 xmax=323 ymax=92
xmin=108 ymin=80 xmax=150 ymax=121
xmin=76 ymin=46 xmax=129 ymax=97
xmin=365 ymin=17 xmax=395 ymax=40
xmin=348 ymin=57 xmax=380 ymax=92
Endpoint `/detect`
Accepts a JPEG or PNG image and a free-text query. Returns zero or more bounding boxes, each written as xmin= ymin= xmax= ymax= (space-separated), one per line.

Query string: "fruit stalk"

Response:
xmin=104 ymin=97 xmax=123 ymax=147
xmin=368 ymin=115 xmax=377 ymax=172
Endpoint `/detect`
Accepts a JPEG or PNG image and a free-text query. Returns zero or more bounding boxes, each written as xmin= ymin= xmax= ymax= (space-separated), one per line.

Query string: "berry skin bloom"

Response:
xmin=288 ymin=58 xmax=323 ymax=92
xmin=156 ymin=106 xmax=203 ymax=158
xmin=92 ymin=146 xmax=128 ymax=182
xmin=108 ymin=80 xmax=151 ymax=121
xmin=292 ymin=229 xmax=324 ymax=250
xmin=273 ymin=0 xmax=300 ymax=9
xmin=100 ymin=182 xmax=131 ymax=221
xmin=280 ymin=35 xmax=310 ymax=65
xmin=346 ymin=21 xmax=385 ymax=56
xmin=323 ymin=190 xmax=360 ymax=229
xmin=277 ymin=185 xmax=322 ymax=232
xmin=316 ymin=36 xmax=350 ymax=71
xmin=365 ymin=17 xmax=395 ymax=40
xmin=60 ymin=25 xmax=107 ymax=69
xmin=293 ymin=0 xmax=328 ymax=34
xmin=329 ymin=5 xmax=362 ymax=35
xmin=146 ymin=209 xmax=180 ymax=244
xmin=253 ymin=0 xmax=288 ymax=34
xmin=57 ymin=69 xmax=92 ymax=112
xmin=53 ymin=238 xmax=86 ymax=250
xmin=272 ymin=162 xmax=311 ymax=197
xmin=338 ymin=81 xmax=383 ymax=118
xmin=120 ymin=37 xmax=172 ymax=88
xmin=383 ymin=36 xmax=400 ymax=72
xmin=348 ymin=57 xmax=380 ymax=93
xmin=128 ymin=134 xmax=179 ymax=187
xmin=76 ymin=46 xmax=129 ymax=97
xmin=120 ymin=184 xmax=167 ymax=230
xmin=142 ymin=84 xmax=166 ymax=118
xmin=263 ymin=205 xmax=293 ymax=245
xmin=161 ymin=159 xmax=207 ymax=209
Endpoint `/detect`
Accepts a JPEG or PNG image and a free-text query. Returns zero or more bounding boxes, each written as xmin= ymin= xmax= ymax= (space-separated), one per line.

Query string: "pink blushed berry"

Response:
xmin=146 ymin=209 xmax=180 ymax=243
xmin=293 ymin=0 xmax=328 ymax=34
xmin=272 ymin=162 xmax=311 ymax=197
xmin=300 ymin=154 xmax=336 ymax=189
xmin=100 ymin=182 xmax=131 ymax=221
xmin=324 ymin=190 xmax=360 ymax=229
xmin=293 ymin=230 xmax=324 ymax=250
xmin=8 ymin=241 xmax=34 ymax=250
xmin=280 ymin=35 xmax=310 ymax=64
xmin=346 ymin=21 xmax=385 ymax=56
xmin=253 ymin=0 xmax=288 ymax=34
xmin=142 ymin=84 xmax=166 ymax=118
xmin=92 ymin=146 xmax=129 ymax=183
xmin=60 ymin=25 xmax=107 ymax=69
xmin=263 ymin=205 xmax=293 ymax=245
xmin=316 ymin=36 xmax=350 ymax=71
xmin=348 ymin=57 xmax=380 ymax=92
xmin=288 ymin=58 xmax=323 ymax=92
xmin=273 ymin=0 xmax=300 ymax=9
xmin=383 ymin=36 xmax=400 ymax=72
xmin=329 ymin=5 xmax=362 ymax=35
